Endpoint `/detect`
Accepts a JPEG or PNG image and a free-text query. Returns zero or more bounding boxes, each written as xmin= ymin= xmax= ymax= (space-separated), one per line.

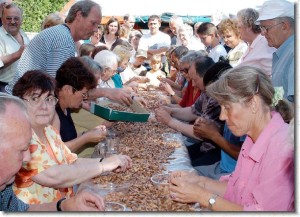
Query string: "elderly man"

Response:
xmin=0 ymin=3 xmax=29 ymax=92
xmin=256 ymin=0 xmax=294 ymax=102
xmin=5 ymin=0 xmax=132 ymax=105
xmin=0 ymin=93 xmax=105 ymax=211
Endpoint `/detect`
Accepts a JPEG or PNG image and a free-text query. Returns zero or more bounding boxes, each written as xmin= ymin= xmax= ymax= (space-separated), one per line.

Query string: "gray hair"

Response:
xmin=0 ymin=93 xmax=27 ymax=116
xmin=274 ymin=17 xmax=294 ymax=31
xmin=3 ymin=3 xmax=23 ymax=16
xmin=65 ymin=0 xmax=101 ymax=23
xmin=93 ymin=50 xmax=119 ymax=69
xmin=169 ymin=15 xmax=184 ymax=25
xmin=180 ymin=50 xmax=208 ymax=65
xmin=128 ymin=30 xmax=142 ymax=43
xmin=206 ymin=66 xmax=274 ymax=106
xmin=236 ymin=8 xmax=261 ymax=34
xmin=80 ymin=56 xmax=103 ymax=76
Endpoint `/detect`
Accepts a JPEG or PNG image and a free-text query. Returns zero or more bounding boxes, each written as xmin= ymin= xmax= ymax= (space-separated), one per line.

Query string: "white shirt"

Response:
xmin=227 ymin=41 xmax=248 ymax=67
xmin=119 ymin=66 xmax=136 ymax=84
xmin=145 ymin=70 xmax=166 ymax=87
xmin=0 ymin=27 xmax=30 ymax=82
xmin=208 ymin=44 xmax=227 ymax=62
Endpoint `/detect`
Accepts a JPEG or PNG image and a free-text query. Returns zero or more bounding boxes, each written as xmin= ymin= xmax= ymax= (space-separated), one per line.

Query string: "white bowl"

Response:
xmin=150 ymin=173 xmax=169 ymax=185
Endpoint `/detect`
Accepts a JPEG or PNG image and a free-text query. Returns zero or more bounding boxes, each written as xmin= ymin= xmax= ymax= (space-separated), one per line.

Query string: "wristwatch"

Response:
xmin=208 ymin=194 xmax=218 ymax=209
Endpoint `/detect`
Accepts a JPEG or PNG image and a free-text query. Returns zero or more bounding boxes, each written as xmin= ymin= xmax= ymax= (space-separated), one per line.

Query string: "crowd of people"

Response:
xmin=0 ymin=0 xmax=295 ymax=212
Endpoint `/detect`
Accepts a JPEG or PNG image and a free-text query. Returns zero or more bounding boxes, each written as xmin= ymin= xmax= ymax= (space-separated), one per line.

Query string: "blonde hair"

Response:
xmin=112 ymin=44 xmax=132 ymax=62
xmin=41 ymin=12 xmax=64 ymax=30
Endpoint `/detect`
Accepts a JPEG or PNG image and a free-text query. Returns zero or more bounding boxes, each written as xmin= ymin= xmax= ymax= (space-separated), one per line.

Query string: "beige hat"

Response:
xmin=256 ymin=0 xmax=294 ymax=24
xmin=135 ymin=49 xmax=147 ymax=58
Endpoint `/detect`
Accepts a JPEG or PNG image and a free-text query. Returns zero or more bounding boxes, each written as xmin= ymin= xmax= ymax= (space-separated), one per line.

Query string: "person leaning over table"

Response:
xmin=0 ymin=93 xmax=105 ymax=211
xmin=155 ymin=56 xmax=224 ymax=166
xmin=169 ymin=66 xmax=294 ymax=211
xmin=4 ymin=0 xmax=133 ymax=106
xmin=160 ymin=50 xmax=206 ymax=108
xmin=11 ymin=70 xmax=132 ymax=205
xmin=50 ymin=57 xmax=107 ymax=152
xmin=192 ymin=62 xmax=246 ymax=180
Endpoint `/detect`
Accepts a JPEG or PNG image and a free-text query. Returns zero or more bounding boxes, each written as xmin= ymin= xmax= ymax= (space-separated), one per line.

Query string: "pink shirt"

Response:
xmin=238 ymin=35 xmax=276 ymax=76
xmin=222 ymin=112 xmax=294 ymax=211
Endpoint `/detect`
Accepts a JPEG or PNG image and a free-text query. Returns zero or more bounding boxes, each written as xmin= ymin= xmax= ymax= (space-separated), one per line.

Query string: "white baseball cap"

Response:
xmin=256 ymin=0 xmax=294 ymax=24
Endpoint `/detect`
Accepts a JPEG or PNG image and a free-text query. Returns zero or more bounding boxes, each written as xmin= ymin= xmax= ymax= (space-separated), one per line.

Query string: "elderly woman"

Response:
xmin=235 ymin=8 xmax=276 ymax=76
xmin=12 ymin=70 xmax=132 ymax=204
xmin=169 ymin=66 xmax=294 ymax=211
xmin=217 ymin=18 xmax=248 ymax=67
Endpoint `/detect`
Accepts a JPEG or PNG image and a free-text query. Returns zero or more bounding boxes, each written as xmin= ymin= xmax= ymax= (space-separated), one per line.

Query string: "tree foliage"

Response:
xmin=14 ymin=0 xmax=69 ymax=32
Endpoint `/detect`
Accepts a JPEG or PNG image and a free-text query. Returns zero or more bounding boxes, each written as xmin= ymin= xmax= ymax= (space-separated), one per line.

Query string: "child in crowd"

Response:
xmin=145 ymin=54 xmax=166 ymax=87
xmin=129 ymin=49 xmax=148 ymax=76
xmin=197 ymin=22 xmax=227 ymax=62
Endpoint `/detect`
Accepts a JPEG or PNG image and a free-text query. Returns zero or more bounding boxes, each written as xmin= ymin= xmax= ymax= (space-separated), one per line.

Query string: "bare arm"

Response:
xmin=88 ymin=87 xmax=133 ymax=106
xmin=0 ymin=45 xmax=25 ymax=68
xmin=65 ymin=126 xmax=107 ymax=152
xmin=170 ymin=106 xmax=197 ymax=122
xmin=31 ymin=155 xmax=132 ymax=188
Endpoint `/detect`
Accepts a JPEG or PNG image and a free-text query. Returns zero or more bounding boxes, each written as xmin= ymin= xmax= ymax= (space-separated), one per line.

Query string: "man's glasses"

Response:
xmin=23 ymin=96 xmax=58 ymax=107
xmin=72 ymin=86 xmax=89 ymax=99
xmin=259 ymin=22 xmax=283 ymax=33
xmin=180 ymin=66 xmax=190 ymax=74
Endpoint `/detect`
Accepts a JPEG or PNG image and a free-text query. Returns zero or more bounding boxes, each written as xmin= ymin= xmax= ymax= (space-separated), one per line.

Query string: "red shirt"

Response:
xmin=179 ymin=81 xmax=200 ymax=107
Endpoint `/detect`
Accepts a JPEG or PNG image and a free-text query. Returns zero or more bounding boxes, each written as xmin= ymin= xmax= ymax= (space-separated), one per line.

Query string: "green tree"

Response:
xmin=15 ymin=0 xmax=69 ymax=32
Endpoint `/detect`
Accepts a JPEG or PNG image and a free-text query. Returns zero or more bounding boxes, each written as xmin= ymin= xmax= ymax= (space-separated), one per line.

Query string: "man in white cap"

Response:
xmin=256 ymin=0 xmax=294 ymax=103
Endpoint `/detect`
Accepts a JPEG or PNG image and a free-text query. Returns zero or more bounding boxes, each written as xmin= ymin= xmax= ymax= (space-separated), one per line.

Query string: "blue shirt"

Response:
xmin=0 ymin=184 xmax=29 ymax=211
xmin=220 ymin=124 xmax=245 ymax=173
xmin=272 ymin=35 xmax=294 ymax=102
xmin=111 ymin=74 xmax=123 ymax=88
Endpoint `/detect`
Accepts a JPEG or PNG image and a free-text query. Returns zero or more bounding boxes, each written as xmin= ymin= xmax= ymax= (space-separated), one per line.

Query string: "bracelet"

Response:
xmin=99 ymin=157 xmax=104 ymax=162
xmin=56 ymin=197 xmax=66 ymax=211
xmin=131 ymin=95 xmax=135 ymax=100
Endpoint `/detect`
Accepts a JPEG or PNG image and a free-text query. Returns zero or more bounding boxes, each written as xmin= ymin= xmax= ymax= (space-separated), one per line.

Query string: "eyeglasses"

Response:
xmin=72 ymin=87 xmax=89 ymax=99
xmin=5 ymin=16 xmax=21 ymax=22
xmin=180 ymin=66 xmax=190 ymax=74
xmin=259 ymin=22 xmax=283 ymax=33
xmin=23 ymin=96 xmax=58 ymax=107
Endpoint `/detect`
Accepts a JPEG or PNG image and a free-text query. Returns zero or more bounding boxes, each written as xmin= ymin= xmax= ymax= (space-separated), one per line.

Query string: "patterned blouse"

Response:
xmin=13 ymin=125 xmax=77 ymax=204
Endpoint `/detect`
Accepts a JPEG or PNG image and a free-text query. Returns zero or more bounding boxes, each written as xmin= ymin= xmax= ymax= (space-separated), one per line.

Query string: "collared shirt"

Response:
xmin=5 ymin=24 xmax=76 ymax=94
xmin=226 ymin=41 xmax=248 ymax=67
xmin=223 ymin=112 xmax=294 ymax=211
xmin=0 ymin=184 xmax=29 ymax=211
xmin=0 ymin=26 xmax=30 ymax=83
xmin=13 ymin=125 xmax=77 ymax=204
xmin=272 ymin=35 xmax=294 ymax=102
xmin=238 ymin=34 xmax=276 ymax=76
xmin=208 ymin=44 xmax=227 ymax=63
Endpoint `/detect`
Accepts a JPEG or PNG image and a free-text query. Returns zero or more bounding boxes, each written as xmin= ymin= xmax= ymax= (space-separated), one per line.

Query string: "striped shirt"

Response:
xmin=5 ymin=24 xmax=76 ymax=94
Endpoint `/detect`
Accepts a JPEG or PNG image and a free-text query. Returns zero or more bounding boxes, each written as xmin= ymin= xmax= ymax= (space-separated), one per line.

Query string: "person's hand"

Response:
xmin=170 ymin=170 xmax=199 ymax=183
xmin=160 ymin=82 xmax=175 ymax=96
xmin=169 ymin=174 xmax=204 ymax=204
xmin=154 ymin=107 xmax=172 ymax=125
xmin=193 ymin=117 xmax=221 ymax=140
xmin=108 ymin=88 xmax=133 ymax=106
xmin=84 ymin=125 xmax=107 ymax=143
xmin=133 ymin=96 xmax=147 ymax=107
xmin=101 ymin=154 xmax=132 ymax=173
xmin=81 ymin=101 xmax=91 ymax=110
xmin=62 ymin=188 xmax=105 ymax=211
